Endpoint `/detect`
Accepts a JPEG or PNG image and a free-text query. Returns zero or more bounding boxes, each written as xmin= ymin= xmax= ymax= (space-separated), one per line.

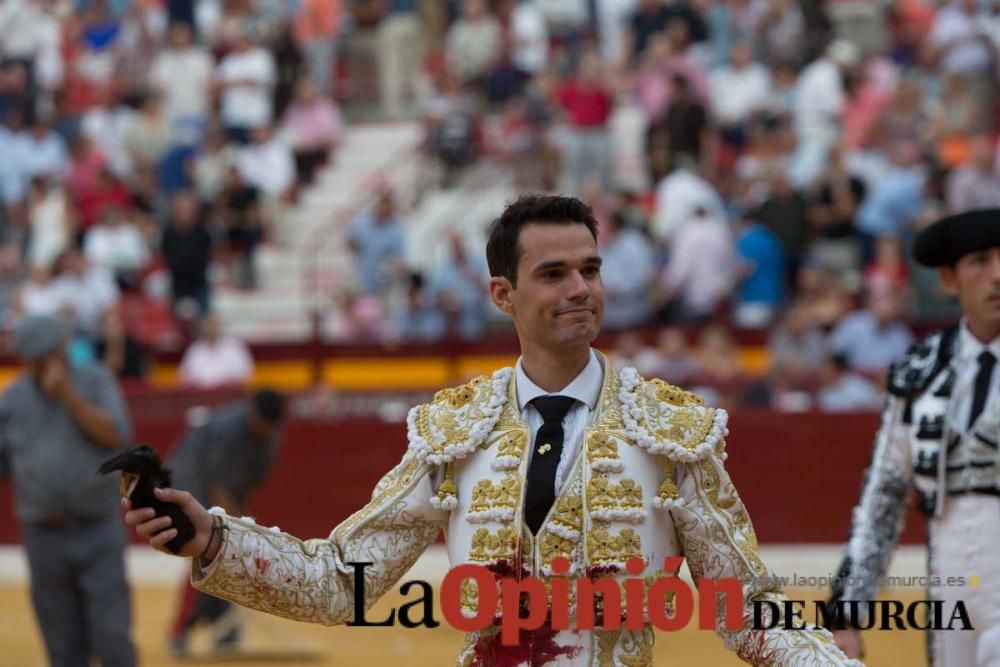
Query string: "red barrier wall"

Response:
xmin=0 ymin=409 xmax=927 ymax=546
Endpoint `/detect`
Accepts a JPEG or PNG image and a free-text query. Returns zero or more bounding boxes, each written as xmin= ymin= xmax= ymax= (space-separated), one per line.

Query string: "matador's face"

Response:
xmin=494 ymin=223 xmax=604 ymax=352
xmin=941 ymin=247 xmax=1000 ymax=338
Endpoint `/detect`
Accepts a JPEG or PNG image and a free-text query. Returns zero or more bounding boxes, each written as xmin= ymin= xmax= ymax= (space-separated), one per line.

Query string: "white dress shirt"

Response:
xmin=950 ymin=321 xmax=1000 ymax=433
xmin=515 ymin=349 xmax=604 ymax=494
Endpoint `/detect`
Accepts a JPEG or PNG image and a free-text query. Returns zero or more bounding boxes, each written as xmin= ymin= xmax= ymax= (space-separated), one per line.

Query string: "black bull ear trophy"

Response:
xmin=98 ymin=444 xmax=196 ymax=554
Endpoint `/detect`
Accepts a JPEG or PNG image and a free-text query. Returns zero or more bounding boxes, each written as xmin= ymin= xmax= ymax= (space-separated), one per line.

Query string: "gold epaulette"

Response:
xmin=617 ymin=367 xmax=729 ymax=463
xmin=406 ymin=368 xmax=514 ymax=466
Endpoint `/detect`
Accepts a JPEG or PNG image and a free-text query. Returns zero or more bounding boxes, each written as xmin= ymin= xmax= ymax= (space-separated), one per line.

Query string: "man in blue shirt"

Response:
xmin=734 ymin=218 xmax=785 ymax=328
xmin=348 ymin=188 xmax=406 ymax=295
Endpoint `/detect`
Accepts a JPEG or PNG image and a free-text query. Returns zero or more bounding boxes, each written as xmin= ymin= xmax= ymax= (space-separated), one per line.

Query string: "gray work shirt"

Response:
xmin=169 ymin=403 xmax=279 ymax=508
xmin=0 ymin=364 xmax=132 ymax=525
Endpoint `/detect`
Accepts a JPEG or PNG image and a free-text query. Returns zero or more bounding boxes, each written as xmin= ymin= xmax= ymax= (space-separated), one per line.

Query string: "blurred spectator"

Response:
xmin=0 ymin=242 xmax=25 ymax=330
xmin=179 ymin=313 xmax=254 ymax=388
xmin=926 ymin=0 xmax=994 ymax=78
xmin=634 ymin=32 xmax=710 ymax=147
xmin=856 ymin=140 xmax=925 ymax=259
xmin=323 ymin=289 xmax=386 ymax=342
xmin=609 ymin=330 xmax=645 ymax=369
xmin=125 ymin=94 xmax=171 ymax=174
xmin=600 ymin=211 xmax=654 ymax=329
xmin=644 ymin=326 xmax=701 ymax=383
xmin=768 ymin=305 xmax=826 ymax=384
xmin=217 ymin=166 xmax=263 ymax=289
xmin=73 ymin=166 xmax=133 ymax=231
xmin=750 ymin=0 xmax=806 ymax=66
xmin=161 ymin=190 xmax=214 ymax=316
xmin=8 ymin=114 xmax=69 ymax=204
xmin=945 ymin=134 xmax=1000 ymax=213
xmin=18 ymin=264 xmax=63 ymax=318
xmin=647 ymin=73 xmax=710 ymax=177
xmin=215 ymin=25 xmax=277 ymax=144
xmin=496 ymin=0 xmax=548 ymax=76
xmin=191 ymin=127 xmax=235 ymax=202
xmin=795 ymin=261 xmax=852 ymax=328
xmin=828 ymin=290 xmax=914 ymax=376
xmin=695 ymin=323 xmax=742 ymax=385
xmin=150 ymin=21 xmax=213 ymax=134
xmin=805 ymin=146 xmax=866 ymax=285
xmin=594 ymin=0 xmax=636 ymax=64
xmin=626 ymin=0 xmax=704 ymax=62
xmin=816 ymin=353 xmax=883 ymax=413
xmin=709 ymin=41 xmax=771 ymax=150
xmin=791 ymin=39 xmax=859 ymax=187
xmin=348 ymin=187 xmax=405 ymax=295
xmin=51 ymin=247 xmax=120 ymax=340
xmin=379 ymin=0 xmax=424 ymax=117
xmin=534 ymin=0 xmax=591 ymax=59
xmin=931 ymin=71 xmax=985 ymax=167
xmin=81 ymin=95 xmax=136 ymax=178
xmin=83 ymin=205 xmax=151 ymax=285
xmin=280 ymin=77 xmax=343 ymax=187
xmin=446 ymin=0 xmax=502 ymax=85
xmin=733 ymin=215 xmax=785 ymax=329
xmin=864 ymin=236 xmax=909 ymax=300
xmin=293 ymin=0 xmax=342 ymax=96
xmin=390 ymin=271 xmax=446 ymax=342
xmin=431 ymin=231 xmax=489 ymax=339
xmin=424 ymin=74 xmax=478 ymax=186
xmin=235 ymin=124 xmax=294 ymax=200
xmin=94 ymin=308 xmax=149 ymax=379
xmin=652 ymin=163 xmax=725 ymax=241
xmin=26 ymin=178 xmax=73 ymax=271
xmin=660 ymin=206 xmax=735 ymax=321
xmin=747 ymin=169 xmax=808 ymax=288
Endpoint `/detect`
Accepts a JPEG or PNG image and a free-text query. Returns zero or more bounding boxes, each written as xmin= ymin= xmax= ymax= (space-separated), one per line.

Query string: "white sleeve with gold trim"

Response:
xmin=620 ymin=369 xmax=863 ymax=666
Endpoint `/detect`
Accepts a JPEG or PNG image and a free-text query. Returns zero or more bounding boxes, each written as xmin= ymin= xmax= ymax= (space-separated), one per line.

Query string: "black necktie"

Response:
xmin=969 ymin=350 xmax=997 ymax=429
xmin=524 ymin=395 xmax=576 ymax=535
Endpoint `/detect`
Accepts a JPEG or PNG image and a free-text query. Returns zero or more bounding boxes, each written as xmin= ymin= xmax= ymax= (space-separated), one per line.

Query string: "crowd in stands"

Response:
xmin=1 ymin=0 xmax=994 ymax=407
xmin=0 ymin=0 xmax=346 ymax=383
xmin=334 ymin=0 xmax=997 ymax=409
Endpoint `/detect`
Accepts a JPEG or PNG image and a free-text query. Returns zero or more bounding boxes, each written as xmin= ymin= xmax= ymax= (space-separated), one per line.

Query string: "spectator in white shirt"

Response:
xmin=179 ymin=314 xmax=255 ymax=389
xmin=709 ymin=41 xmax=771 ymax=145
xmin=8 ymin=116 xmax=69 ymax=204
xmin=652 ymin=164 xmax=727 ymax=242
xmin=928 ymin=0 xmax=993 ymax=76
xmin=496 ymin=0 xmax=548 ymax=75
xmin=660 ymin=207 xmax=735 ymax=321
xmin=790 ymin=39 xmax=859 ymax=187
xmin=236 ymin=125 xmax=295 ymax=200
xmin=150 ymin=22 xmax=214 ymax=134
xmin=215 ymin=27 xmax=277 ymax=144
xmin=84 ymin=205 xmax=151 ymax=283
xmin=51 ymin=247 xmax=120 ymax=339
xmin=446 ymin=0 xmax=502 ymax=83
xmin=81 ymin=96 xmax=137 ymax=178
xmin=26 ymin=178 xmax=72 ymax=271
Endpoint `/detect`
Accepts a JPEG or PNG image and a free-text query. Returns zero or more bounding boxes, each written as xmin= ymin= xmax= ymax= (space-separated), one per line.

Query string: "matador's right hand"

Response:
xmin=123 ymin=487 xmax=214 ymax=558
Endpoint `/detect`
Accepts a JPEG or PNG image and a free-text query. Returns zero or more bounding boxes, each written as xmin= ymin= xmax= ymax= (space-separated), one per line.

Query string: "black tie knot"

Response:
xmin=531 ymin=395 xmax=576 ymax=424
xmin=979 ymin=350 xmax=997 ymax=371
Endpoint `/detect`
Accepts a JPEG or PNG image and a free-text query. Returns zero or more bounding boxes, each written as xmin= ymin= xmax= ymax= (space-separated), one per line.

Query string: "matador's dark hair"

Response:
xmin=485 ymin=194 xmax=598 ymax=287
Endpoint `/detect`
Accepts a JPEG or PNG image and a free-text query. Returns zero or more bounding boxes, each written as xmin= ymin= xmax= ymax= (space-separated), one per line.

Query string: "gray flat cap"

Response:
xmin=12 ymin=314 xmax=69 ymax=361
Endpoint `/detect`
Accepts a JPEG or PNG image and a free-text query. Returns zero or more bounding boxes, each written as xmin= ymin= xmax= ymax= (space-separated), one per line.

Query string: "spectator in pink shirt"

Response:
xmin=179 ymin=314 xmax=255 ymax=389
xmin=280 ymin=77 xmax=343 ymax=186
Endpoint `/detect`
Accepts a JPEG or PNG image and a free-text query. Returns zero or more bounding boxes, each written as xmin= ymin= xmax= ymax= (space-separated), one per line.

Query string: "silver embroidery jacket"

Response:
xmin=192 ymin=358 xmax=859 ymax=666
